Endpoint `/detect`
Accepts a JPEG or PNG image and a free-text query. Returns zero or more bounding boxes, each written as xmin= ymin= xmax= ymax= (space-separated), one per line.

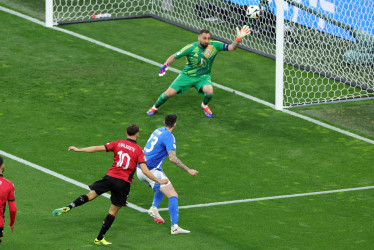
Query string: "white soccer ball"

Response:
xmin=246 ymin=5 xmax=260 ymax=19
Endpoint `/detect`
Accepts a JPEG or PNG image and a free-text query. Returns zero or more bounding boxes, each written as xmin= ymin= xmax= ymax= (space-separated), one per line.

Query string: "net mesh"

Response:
xmin=281 ymin=0 xmax=374 ymax=107
xmin=53 ymin=0 xmax=150 ymax=23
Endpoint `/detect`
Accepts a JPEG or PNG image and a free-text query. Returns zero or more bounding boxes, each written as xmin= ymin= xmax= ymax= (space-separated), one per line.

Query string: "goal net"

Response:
xmin=49 ymin=0 xmax=151 ymax=24
xmin=279 ymin=0 xmax=374 ymax=107
xmin=48 ymin=0 xmax=374 ymax=109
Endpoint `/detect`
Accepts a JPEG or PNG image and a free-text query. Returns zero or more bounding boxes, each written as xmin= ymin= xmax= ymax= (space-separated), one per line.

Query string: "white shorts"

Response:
xmin=136 ymin=167 xmax=171 ymax=191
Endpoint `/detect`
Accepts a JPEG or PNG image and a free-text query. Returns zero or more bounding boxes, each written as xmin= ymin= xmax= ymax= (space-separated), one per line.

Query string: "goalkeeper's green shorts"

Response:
xmin=169 ymin=73 xmax=212 ymax=95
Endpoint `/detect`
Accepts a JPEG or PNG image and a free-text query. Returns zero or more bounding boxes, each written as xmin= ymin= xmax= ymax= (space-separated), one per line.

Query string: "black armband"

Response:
xmin=223 ymin=44 xmax=229 ymax=51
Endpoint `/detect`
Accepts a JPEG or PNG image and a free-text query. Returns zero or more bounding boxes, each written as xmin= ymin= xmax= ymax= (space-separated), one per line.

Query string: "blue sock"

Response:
xmin=152 ymin=189 xmax=164 ymax=208
xmin=169 ymin=196 xmax=179 ymax=226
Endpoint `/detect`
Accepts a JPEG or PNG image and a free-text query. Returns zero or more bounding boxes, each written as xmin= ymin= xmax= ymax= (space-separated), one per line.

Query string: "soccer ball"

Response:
xmin=246 ymin=5 xmax=260 ymax=19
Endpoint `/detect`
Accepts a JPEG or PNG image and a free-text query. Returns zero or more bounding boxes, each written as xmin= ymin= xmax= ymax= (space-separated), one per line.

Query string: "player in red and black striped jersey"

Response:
xmin=52 ymin=124 xmax=168 ymax=246
xmin=0 ymin=157 xmax=17 ymax=244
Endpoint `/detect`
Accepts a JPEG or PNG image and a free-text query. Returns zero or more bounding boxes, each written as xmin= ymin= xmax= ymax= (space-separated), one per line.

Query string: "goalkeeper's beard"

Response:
xmin=199 ymin=42 xmax=208 ymax=48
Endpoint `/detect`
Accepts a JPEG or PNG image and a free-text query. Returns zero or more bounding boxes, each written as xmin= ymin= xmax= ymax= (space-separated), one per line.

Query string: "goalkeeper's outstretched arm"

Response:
xmin=164 ymin=54 xmax=176 ymax=66
xmin=228 ymin=25 xmax=252 ymax=51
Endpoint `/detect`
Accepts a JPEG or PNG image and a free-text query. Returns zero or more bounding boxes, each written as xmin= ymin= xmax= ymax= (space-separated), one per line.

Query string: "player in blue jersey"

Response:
xmin=137 ymin=114 xmax=199 ymax=234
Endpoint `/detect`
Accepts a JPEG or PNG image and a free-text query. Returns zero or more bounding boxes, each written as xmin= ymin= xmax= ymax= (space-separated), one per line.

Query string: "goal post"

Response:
xmin=275 ymin=0 xmax=284 ymax=110
xmin=46 ymin=0 xmax=374 ymax=109
xmin=45 ymin=0 xmax=53 ymax=27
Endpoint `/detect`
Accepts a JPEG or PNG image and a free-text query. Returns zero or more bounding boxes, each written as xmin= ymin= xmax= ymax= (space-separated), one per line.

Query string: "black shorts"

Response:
xmin=0 ymin=227 xmax=3 ymax=238
xmin=89 ymin=175 xmax=131 ymax=207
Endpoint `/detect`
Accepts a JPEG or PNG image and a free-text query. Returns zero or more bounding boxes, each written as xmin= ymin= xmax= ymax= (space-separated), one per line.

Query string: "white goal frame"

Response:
xmin=275 ymin=0 xmax=284 ymax=110
xmin=46 ymin=0 xmax=53 ymax=27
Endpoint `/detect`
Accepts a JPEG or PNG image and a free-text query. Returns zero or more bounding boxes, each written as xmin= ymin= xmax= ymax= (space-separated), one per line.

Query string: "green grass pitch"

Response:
xmin=0 ymin=5 xmax=373 ymax=249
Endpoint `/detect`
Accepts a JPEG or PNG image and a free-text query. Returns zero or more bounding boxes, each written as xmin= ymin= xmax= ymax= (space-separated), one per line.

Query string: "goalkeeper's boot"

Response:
xmin=94 ymin=237 xmax=112 ymax=245
xmin=201 ymin=103 xmax=213 ymax=118
xmin=147 ymin=106 xmax=158 ymax=116
xmin=52 ymin=207 xmax=70 ymax=216
xmin=148 ymin=206 xmax=165 ymax=224
xmin=171 ymin=224 xmax=190 ymax=234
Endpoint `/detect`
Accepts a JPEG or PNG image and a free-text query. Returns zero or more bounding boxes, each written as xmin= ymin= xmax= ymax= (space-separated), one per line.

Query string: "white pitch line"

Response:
xmin=0 ymin=6 xmax=45 ymax=25
xmin=1 ymin=6 xmax=373 ymax=145
xmin=1 ymin=7 xmax=374 ymax=211
xmin=2 ymin=149 xmax=374 ymax=213
xmin=158 ymin=185 xmax=374 ymax=211
xmin=0 ymin=149 xmax=148 ymax=213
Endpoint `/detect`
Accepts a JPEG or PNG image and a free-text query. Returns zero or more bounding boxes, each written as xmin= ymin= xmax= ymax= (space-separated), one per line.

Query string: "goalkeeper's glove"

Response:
xmin=159 ymin=63 xmax=169 ymax=76
xmin=236 ymin=25 xmax=252 ymax=42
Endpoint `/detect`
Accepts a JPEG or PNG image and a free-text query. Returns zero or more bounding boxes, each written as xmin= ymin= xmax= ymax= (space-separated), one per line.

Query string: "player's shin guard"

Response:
xmin=152 ymin=189 xmax=164 ymax=208
xmin=97 ymin=214 xmax=115 ymax=241
xmin=203 ymin=93 xmax=213 ymax=105
xmin=155 ymin=93 xmax=169 ymax=108
xmin=168 ymin=196 xmax=179 ymax=227
xmin=68 ymin=195 xmax=89 ymax=209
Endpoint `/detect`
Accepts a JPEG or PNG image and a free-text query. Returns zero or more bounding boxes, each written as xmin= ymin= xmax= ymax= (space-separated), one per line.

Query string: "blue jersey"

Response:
xmin=143 ymin=127 xmax=176 ymax=171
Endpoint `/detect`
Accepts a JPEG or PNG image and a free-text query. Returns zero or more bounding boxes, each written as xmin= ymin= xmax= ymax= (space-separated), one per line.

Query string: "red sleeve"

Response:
xmin=8 ymin=201 xmax=16 ymax=226
xmin=8 ymin=184 xmax=16 ymax=226
xmin=7 ymin=183 xmax=15 ymax=201
xmin=105 ymin=141 xmax=115 ymax=152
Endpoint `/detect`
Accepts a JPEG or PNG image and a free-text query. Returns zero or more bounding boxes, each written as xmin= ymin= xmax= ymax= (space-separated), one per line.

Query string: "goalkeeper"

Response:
xmin=147 ymin=25 xmax=251 ymax=118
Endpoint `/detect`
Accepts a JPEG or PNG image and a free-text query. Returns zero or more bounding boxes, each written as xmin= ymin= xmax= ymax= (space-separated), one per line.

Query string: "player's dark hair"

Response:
xmin=199 ymin=29 xmax=210 ymax=35
xmin=0 ymin=156 xmax=3 ymax=167
xmin=165 ymin=114 xmax=177 ymax=128
xmin=127 ymin=124 xmax=139 ymax=136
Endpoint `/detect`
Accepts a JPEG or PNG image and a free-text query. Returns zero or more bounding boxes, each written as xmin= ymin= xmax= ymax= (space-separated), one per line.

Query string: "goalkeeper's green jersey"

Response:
xmin=174 ymin=41 xmax=228 ymax=77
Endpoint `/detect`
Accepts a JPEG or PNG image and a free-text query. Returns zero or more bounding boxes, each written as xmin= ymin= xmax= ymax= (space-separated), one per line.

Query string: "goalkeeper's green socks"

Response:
xmin=155 ymin=92 xmax=212 ymax=108
xmin=155 ymin=93 xmax=169 ymax=108
xmin=203 ymin=93 xmax=213 ymax=105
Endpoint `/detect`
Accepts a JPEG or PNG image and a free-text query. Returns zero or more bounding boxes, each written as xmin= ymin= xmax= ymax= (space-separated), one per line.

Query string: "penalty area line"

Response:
xmin=2 ymin=149 xmax=373 ymax=213
xmin=158 ymin=185 xmax=374 ymax=211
